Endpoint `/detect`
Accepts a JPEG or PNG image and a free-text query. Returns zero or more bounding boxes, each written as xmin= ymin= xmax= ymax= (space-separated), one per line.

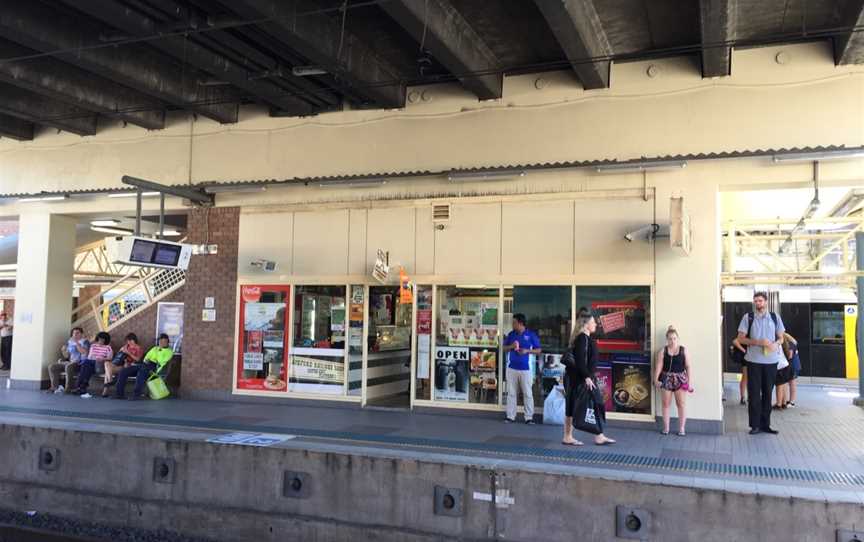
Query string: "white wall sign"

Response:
xmin=202 ymin=309 xmax=216 ymax=322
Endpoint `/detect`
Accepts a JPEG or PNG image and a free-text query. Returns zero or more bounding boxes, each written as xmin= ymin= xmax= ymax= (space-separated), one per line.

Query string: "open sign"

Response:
xmin=436 ymin=347 xmax=469 ymax=362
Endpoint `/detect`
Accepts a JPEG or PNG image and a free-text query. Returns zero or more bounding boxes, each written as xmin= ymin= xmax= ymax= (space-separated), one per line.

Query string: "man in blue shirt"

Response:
xmin=737 ymin=291 xmax=785 ymax=435
xmin=504 ymin=313 xmax=541 ymax=424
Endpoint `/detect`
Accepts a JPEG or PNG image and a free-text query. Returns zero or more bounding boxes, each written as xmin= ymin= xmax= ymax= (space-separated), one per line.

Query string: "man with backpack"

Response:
xmin=736 ymin=291 xmax=786 ymax=435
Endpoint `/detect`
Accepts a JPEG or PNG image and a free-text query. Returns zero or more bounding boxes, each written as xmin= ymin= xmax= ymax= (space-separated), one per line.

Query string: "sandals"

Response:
xmin=561 ymin=439 xmax=584 ymax=446
xmin=677 ymin=430 xmax=686 ymax=436
xmin=660 ymin=430 xmax=669 ymax=435
xmin=594 ymin=437 xmax=616 ymax=446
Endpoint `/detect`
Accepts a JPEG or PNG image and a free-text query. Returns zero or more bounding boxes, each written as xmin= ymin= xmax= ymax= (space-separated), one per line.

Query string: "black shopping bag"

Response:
xmin=572 ymin=385 xmax=604 ymax=435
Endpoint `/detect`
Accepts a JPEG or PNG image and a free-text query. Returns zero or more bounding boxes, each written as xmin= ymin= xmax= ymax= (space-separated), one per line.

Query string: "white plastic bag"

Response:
xmin=543 ymin=385 xmax=566 ymax=425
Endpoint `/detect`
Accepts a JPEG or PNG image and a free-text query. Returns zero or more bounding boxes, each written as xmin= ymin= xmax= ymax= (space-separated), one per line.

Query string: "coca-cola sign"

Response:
xmin=241 ymin=285 xmax=262 ymax=303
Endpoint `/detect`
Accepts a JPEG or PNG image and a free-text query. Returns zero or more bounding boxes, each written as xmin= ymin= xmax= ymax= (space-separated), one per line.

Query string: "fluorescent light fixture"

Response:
xmin=91 ymin=226 xmax=133 ymax=235
xmin=292 ymin=66 xmax=327 ymax=76
xmin=448 ymin=170 xmax=526 ymax=182
xmin=160 ymin=229 xmax=182 ymax=236
xmin=317 ymin=179 xmax=388 ymax=188
xmin=594 ymin=160 xmax=687 ymax=174
xmin=106 ymin=191 xmax=160 ymax=198
xmin=772 ymin=149 xmax=864 ymax=163
xmin=18 ymin=195 xmax=69 ymax=202
xmin=203 ymin=185 xmax=268 ymax=194
xmin=90 ymin=219 xmax=121 ymax=227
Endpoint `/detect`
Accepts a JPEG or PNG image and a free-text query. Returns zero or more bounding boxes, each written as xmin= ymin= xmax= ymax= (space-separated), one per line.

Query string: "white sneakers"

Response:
xmin=80 ymin=393 xmax=92 ymax=399
xmin=53 ymin=386 xmax=64 ymax=394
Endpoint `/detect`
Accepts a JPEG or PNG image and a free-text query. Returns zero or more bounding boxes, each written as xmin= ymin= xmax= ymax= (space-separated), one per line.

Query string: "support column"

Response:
xmin=855 ymin=232 xmax=864 ymax=407
xmin=9 ymin=213 xmax=76 ymax=389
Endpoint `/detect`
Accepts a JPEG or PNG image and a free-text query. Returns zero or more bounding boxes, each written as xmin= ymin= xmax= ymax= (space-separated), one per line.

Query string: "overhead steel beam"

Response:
xmin=0 ymin=39 xmax=164 ymax=130
xmin=534 ymin=0 xmax=613 ymax=90
xmin=229 ymin=0 xmax=406 ymax=108
xmin=0 ymin=84 xmax=97 ymax=136
xmin=699 ymin=0 xmax=737 ymax=77
xmin=70 ymin=0 xmax=317 ymax=116
xmin=835 ymin=0 xmax=864 ymax=65
xmin=380 ymin=0 xmax=502 ymax=100
xmin=121 ymin=176 xmax=213 ymax=206
xmin=0 ymin=112 xmax=33 ymax=140
xmin=0 ymin=0 xmax=238 ymax=124
xmin=145 ymin=0 xmax=342 ymax=109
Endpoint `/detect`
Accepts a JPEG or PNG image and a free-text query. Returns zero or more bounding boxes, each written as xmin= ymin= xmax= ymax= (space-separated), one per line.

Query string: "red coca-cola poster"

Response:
xmin=417 ymin=309 xmax=432 ymax=335
xmin=241 ymin=285 xmax=262 ymax=303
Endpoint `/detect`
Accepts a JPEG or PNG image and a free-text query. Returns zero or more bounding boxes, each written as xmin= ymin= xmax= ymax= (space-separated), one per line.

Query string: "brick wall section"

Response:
xmin=180 ymin=207 xmax=240 ymax=394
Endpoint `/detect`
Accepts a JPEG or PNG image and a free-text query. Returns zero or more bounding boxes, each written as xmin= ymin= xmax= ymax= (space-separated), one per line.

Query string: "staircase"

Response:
xmin=70 ymin=239 xmax=187 ymax=336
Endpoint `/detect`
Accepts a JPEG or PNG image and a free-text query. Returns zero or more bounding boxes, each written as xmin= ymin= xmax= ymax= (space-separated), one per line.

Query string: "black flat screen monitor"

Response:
xmin=129 ymin=239 xmax=156 ymax=264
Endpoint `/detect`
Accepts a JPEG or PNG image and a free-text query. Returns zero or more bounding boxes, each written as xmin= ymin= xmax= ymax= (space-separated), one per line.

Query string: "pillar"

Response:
xmin=9 ymin=213 xmax=76 ymax=389
xmin=855 ymin=232 xmax=864 ymax=407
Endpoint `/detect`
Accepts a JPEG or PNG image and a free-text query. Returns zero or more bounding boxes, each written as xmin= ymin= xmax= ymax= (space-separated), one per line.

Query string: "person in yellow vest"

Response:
xmin=112 ymin=334 xmax=173 ymax=400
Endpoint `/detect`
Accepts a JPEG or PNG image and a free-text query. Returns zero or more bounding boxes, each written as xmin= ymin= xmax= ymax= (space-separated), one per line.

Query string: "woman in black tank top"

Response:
xmin=653 ymin=325 xmax=692 ymax=436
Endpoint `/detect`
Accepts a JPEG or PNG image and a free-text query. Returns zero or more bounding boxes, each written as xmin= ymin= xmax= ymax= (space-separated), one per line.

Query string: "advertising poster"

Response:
xmin=155 ymin=302 xmax=184 ymax=353
xmin=592 ymin=301 xmax=646 ymax=351
xmin=244 ymin=303 xmax=284 ymax=331
xmin=263 ymin=331 xmax=284 ymax=348
xmin=434 ymin=346 xmax=469 ymax=402
xmin=595 ymin=365 xmax=614 ymax=412
xmin=469 ymin=348 xmax=497 ymax=404
xmin=238 ymin=293 xmax=288 ymax=392
xmin=611 ymin=362 xmax=651 ymax=414
xmin=417 ymin=309 xmax=432 ymax=335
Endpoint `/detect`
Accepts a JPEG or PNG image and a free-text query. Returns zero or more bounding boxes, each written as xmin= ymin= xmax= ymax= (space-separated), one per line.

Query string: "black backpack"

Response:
xmin=730 ymin=311 xmax=778 ymax=363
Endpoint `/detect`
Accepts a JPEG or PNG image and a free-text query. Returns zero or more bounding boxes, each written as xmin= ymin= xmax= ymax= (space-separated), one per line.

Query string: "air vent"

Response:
xmin=432 ymin=203 xmax=451 ymax=223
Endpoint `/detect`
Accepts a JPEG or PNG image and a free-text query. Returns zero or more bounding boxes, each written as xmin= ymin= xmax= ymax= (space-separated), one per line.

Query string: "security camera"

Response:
xmin=250 ymin=259 xmax=277 ymax=272
xmin=624 ymin=224 xmax=661 ymax=243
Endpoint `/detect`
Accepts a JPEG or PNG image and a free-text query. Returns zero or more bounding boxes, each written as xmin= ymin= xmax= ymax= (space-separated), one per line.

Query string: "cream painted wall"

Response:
xmin=0 ymin=42 xmax=861 ymax=208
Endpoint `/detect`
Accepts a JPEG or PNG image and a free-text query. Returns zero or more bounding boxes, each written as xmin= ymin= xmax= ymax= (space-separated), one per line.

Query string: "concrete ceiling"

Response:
xmin=0 ymin=0 xmax=862 ymax=140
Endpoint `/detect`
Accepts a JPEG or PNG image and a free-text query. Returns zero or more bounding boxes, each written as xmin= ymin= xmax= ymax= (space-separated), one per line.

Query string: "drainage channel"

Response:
xmin=2 ymin=405 xmax=863 ymax=488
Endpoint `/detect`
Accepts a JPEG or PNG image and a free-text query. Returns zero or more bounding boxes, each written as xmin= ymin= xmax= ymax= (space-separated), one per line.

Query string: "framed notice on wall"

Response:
xmin=156 ymin=302 xmax=184 ymax=353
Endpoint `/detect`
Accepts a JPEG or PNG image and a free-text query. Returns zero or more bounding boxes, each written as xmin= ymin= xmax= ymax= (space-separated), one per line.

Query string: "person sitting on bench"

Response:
xmin=113 ymin=333 xmax=173 ymax=400
xmin=72 ymin=332 xmax=113 ymax=398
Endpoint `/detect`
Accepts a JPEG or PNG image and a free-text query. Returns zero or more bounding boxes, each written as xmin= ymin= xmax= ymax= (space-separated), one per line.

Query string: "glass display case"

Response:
xmin=290 ymin=285 xmax=347 ymax=395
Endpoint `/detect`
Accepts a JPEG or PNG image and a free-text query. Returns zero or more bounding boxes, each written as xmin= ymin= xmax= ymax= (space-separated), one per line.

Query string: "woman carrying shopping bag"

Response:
xmin=561 ymin=310 xmax=616 ymax=446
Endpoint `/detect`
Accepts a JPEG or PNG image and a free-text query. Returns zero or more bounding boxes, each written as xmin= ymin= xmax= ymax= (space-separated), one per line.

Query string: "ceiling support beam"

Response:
xmin=0 ymin=39 xmax=164 ymax=130
xmin=0 ymin=0 xmax=238 ymax=123
xmin=380 ymin=0 xmax=502 ymax=100
xmin=70 ymin=0 xmax=317 ymax=116
xmin=0 ymin=113 xmax=33 ymax=140
xmin=0 ymin=84 xmax=97 ymax=136
xmin=229 ymin=0 xmax=405 ymax=108
xmin=534 ymin=0 xmax=612 ymax=90
xmin=834 ymin=0 xmax=864 ymax=65
xmin=699 ymin=0 xmax=737 ymax=77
